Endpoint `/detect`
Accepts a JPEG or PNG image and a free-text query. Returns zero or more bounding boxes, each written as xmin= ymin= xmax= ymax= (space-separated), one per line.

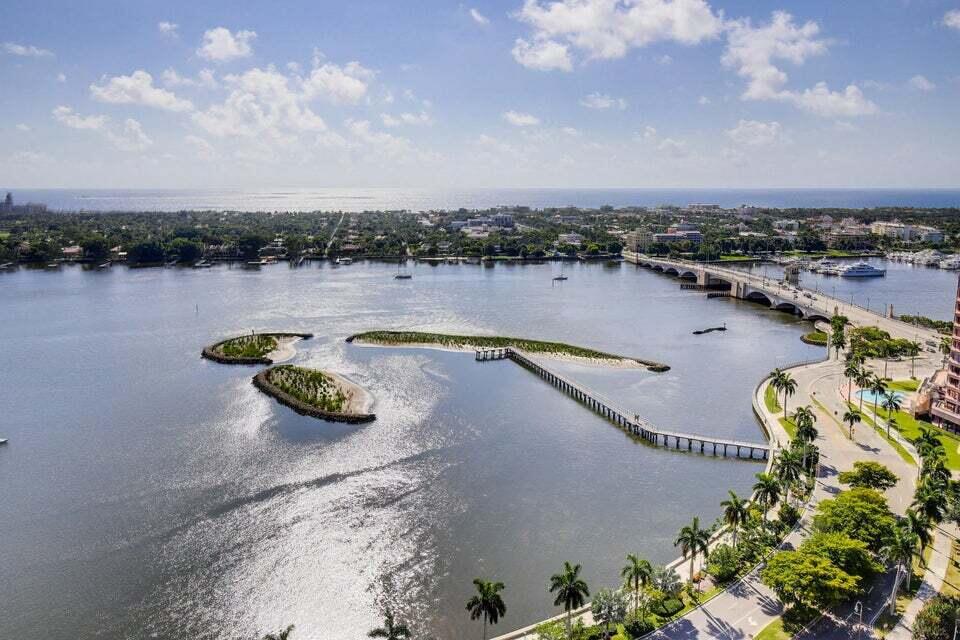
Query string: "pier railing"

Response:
xmin=477 ymin=347 xmax=769 ymax=461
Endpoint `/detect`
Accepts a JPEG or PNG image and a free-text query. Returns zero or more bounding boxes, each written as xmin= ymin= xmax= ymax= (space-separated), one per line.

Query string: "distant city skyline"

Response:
xmin=1 ymin=0 xmax=959 ymax=189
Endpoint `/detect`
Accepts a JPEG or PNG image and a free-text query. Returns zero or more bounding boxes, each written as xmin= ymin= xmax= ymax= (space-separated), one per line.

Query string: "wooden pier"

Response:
xmin=476 ymin=348 xmax=769 ymax=461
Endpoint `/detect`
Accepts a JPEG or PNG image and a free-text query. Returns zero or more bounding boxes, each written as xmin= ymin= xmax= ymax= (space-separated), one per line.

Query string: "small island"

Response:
xmin=253 ymin=365 xmax=375 ymax=423
xmin=346 ymin=330 xmax=669 ymax=371
xmin=201 ymin=332 xmax=313 ymax=365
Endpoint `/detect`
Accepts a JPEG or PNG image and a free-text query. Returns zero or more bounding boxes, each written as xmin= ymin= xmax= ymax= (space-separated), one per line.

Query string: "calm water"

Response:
xmin=0 ymin=259 xmax=948 ymax=639
xmin=7 ymin=187 xmax=960 ymax=212
xmin=736 ymin=258 xmax=959 ymax=321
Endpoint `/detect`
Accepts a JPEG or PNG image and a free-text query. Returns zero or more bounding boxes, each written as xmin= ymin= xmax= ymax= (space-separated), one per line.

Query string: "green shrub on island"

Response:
xmin=705 ymin=544 xmax=740 ymax=583
xmin=218 ymin=334 xmax=278 ymax=359
xmin=801 ymin=330 xmax=828 ymax=346
xmin=266 ymin=365 xmax=347 ymax=413
xmin=349 ymin=330 xmax=657 ymax=366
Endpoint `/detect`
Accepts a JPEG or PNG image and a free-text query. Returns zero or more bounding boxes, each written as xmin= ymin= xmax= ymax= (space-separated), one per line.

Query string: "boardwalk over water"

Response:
xmin=476 ymin=347 xmax=769 ymax=461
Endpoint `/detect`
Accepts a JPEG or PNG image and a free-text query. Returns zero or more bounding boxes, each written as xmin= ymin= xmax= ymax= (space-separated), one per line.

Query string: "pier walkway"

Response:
xmin=476 ymin=347 xmax=769 ymax=461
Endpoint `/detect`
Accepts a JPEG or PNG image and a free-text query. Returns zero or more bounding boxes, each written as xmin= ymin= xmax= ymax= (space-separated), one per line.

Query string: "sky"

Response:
xmin=1 ymin=0 xmax=959 ymax=189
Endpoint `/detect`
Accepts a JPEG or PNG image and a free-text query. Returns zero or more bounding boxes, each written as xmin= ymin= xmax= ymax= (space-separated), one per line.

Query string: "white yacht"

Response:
xmin=839 ymin=262 xmax=886 ymax=278
xmin=813 ymin=259 xmax=842 ymax=275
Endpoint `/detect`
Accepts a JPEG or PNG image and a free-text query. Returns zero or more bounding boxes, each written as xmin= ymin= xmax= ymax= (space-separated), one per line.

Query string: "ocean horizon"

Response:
xmin=4 ymin=187 xmax=960 ymax=213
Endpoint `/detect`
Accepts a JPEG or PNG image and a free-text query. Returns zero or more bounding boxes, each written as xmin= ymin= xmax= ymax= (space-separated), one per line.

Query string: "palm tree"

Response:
xmin=907 ymin=341 xmax=921 ymax=379
xmin=674 ymin=516 xmax=711 ymax=586
xmin=769 ymin=369 xmax=786 ymax=411
xmin=774 ymin=449 xmax=804 ymax=506
xmin=912 ymin=483 xmax=948 ymax=525
xmin=904 ymin=508 xmax=934 ymax=570
xmin=881 ymin=525 xmax=918 ymax=614
xmin=753 ymin=472 xmax=781 ymax=530
xmin=914 ymin=428 xmax=945 ymax=463
xmin=882 ymin=391 xmax=901 ymax=421
xmin=793 ymin=405 xmax=816 ymax=439
xmin=842 ymin=409 xmax=861 ymax=439
xmin=779 ymin=372 xmax=797 ymax=420
xmin=466 ymin=579 xmax=506 ymax=640
xmin=843 ymin=361 xmax=860 ymax=402
xmin=620 ymin=554 xmax=652 ymax=615
xmin=878 ymin=342 xmax=892 ymax=379
xmin=549 ymin=562 xmax=589 ymax=639
xmin=720 ymin=490 xmax=749 ymax=549
xmin=263 ymin=625 xmax=295 ymax=640
xmin=855 ymin=367 xmax=872 ymax=412
xmin=870 ymin=375 xmax=887 ymax=419
xmin=941 ymin=336 xmax=952 ymax=366
xmin=921 ymin=458 xmax=951 ymax=487
xmin=368 ymin=609 xmax=411 ymax=640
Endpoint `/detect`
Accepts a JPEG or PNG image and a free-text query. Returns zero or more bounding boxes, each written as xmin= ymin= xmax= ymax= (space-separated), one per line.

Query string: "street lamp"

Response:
xmin=854 ymin=601 xmax=863 ymax=640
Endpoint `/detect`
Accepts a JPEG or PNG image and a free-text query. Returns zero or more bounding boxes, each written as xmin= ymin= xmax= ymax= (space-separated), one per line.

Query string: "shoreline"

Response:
xmin=346 ymin=333 xmax=670 ymax=371
xmin=252 ymin=366 xmax=375 ymax=424
xmin=201 ymin=332 xmax=313 ymax=365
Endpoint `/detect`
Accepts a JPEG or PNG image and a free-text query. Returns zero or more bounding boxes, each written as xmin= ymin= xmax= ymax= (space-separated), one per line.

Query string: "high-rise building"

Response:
xmin=1 ymin=192 xmax=12 ymax=212
xmin=932 ymin=273 xmax=960 ymax=432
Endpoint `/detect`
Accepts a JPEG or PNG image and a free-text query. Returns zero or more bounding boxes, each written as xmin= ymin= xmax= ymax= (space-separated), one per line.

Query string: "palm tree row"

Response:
xmin=769 ymin=368 xmax=797 ymax=420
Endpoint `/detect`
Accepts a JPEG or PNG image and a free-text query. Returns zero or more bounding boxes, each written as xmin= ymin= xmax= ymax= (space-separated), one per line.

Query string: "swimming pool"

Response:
xmin=856 ymin=389 xmax=906 ymax=405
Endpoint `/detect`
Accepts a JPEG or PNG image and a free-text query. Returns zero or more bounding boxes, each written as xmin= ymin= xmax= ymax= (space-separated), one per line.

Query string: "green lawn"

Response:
xmin=765 ymin=385 xmax=781 ymax=414
xmin=803 ymin=330 xmax=828 ymax=346
xmin=0 ymin=231 xmax=9 ymax=240
xmin=755 ymin=618 xmax=790 ymax=640
xmin=765 ymin=384 xmax=797 ymax=438
xmin=719 ymin=255 xmax=758 ymax=262
xmin=886 ymin=408 xmax=960 ymax=470
xmin=942 ymin=539 xmax=960 ymax=597
xmin=849 ymin=402 xmax=916 ymax=466
xmin=888 ymin=379 xmax=920 ymax=393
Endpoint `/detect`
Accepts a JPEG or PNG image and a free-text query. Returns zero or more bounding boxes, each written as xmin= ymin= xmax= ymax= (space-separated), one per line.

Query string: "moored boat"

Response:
xmin=838 ymin=262 xmax=885 ymax=277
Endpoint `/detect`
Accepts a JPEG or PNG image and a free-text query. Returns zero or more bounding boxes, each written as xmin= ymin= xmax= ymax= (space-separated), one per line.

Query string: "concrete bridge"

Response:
xmin=476 ymin=347 xmax=769 ymax=461
xmin=624 ymin=251 xmax=941 ymax=343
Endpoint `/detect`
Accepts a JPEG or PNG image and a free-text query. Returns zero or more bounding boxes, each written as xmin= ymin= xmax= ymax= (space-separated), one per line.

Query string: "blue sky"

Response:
xmin=1 ymin=0 xmax=958 ymax=188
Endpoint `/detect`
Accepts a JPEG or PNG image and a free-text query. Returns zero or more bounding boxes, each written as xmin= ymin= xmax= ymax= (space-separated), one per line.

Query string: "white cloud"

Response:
xmin=944 ymin=10 xmax=960 ymax=31
xmin=725 ymin=119 xmax=784 ymax=146
xmin=346 ymin=119 xmax=423 ymax=159
xmin=91 ymin=70 xmax=194 ymax=112
xmin=470 ymin=8 xmax=490 ymax=26
xmin=197 ymin=27 xmax=256 ymax=62
xmin=512 ymin=0 xmax=722 ymax=69
xmin=193 ymin=67 xmax=327 ymax=139
xmin=381 ymin=111 xmax=433 ymax=127
xmin=909 ymin=74 xmax=936 ymax=92
xmin=580 ymin=92 xmax=627 ymax=110
xmin=10 ymin=150 xmax=50 ymax=164
xmin=107 ymin=119 xmax=153 ymax=152
xmin=158 ymin=22 xmax=179 ymax=38
xmin=562 ymin=126 xmax=581 ymax=136
xmin=639 ymin=125 xmax=658 ymax=139
xmin=722 ymin=11 xmax=876 ymax=117
xmin=56 ymin=72 xmax=66 ymax=83
xmin=657 ymin=54 xmax=673 ymax=65
xmin=184 ymin=135 xmax=216 ymax=161
xmin=3 ymin=42 xmax=53 ymax=57
xmin=511 ymin=38 xmax=573 ymax=71
xmin=722 ymin=11 xmax=827 ymax=101
xmin=16 ymin=123 xmax=31 ymax=132
xmin=503 ymin=110 xmax=541 ymax=126
xmin=52 ymin=106 xmax=107 ymax=130
xmin=657 ymin=137 xmax=689 ymax=157
xmin=697 ymin=95 xmax=711 ymax=105
xmin=162 ymin=68 xmax=218 ymax=89
xmin=302 ymin=62 xmax=373 ymax=104
xmin=791 ymin=82 xmax=877 ymax=118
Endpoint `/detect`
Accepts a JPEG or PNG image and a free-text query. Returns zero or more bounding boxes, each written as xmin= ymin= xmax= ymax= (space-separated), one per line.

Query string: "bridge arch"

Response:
xmin=679 ymin=270 xmax=698 ymax=280
xmin=664 ymin=267 xmax=680 ymax=276
xmin=773 ymin=302 xmax=802 ymax=316
xmin=653 ymin=265 xmax=665 ymax=272
xmin=744 ymin=291 xmax=773 ymax=307
xmin=806 ymin=313 xmax=831 ymax=323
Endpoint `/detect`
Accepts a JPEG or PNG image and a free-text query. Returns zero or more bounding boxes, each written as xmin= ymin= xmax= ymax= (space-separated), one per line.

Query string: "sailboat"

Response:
xmin=553 ymin=261 xmax=568 ymax=281
xmin=394 ymin=260 xmax=412 ymax=279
